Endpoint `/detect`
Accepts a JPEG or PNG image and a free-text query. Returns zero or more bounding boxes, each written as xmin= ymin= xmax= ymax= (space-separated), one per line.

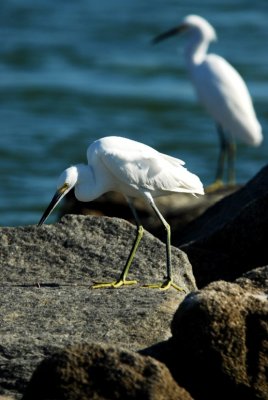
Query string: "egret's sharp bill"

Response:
xmin=38 ymin=184 xmax=69 ymax=226
xmin=152 ymin=25 xmax=186 ymax=44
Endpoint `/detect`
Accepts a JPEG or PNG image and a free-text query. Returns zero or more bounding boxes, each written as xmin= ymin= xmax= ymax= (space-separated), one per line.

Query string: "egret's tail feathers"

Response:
xmin=249 ymin=123 xmax=263 ymax=147
xmin=177 ymin=169 xmax=205 ymax=196
xmin=159 ymin=152 xmax=204 ymax=195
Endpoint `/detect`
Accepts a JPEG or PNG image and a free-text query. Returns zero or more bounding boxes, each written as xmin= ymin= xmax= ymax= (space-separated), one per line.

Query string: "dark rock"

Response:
xmin=179 ymin=165 xmax=268 ymax=287
xmin=22 ymin=343 xmax=193 ymax=400
xmin=0 ymin=215 xmax=195 ymax=399
xmin=166 ymin=266 xmax=268 ymax=400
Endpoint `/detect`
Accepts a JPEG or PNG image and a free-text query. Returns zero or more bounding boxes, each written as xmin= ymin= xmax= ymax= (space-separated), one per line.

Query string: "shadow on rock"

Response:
xmin=178 ymin=165 xmax=268 ymax=287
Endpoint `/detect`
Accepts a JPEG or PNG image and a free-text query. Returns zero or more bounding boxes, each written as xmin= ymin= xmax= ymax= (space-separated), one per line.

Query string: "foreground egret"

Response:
xmin=38 ymin=136 xmax=204 ymax=290
xmin=153 ymin=14 xmax=262 ymax=189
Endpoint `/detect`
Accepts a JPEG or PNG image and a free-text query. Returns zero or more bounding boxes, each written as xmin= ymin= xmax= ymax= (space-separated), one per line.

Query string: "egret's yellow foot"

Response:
xmin=91 ymin=279 xmax=137 ymax=289
xmin=143 ymin=279 xmax=184 ymax=292
xmin=226 ymin=182 xmax=237 ymax=190
xmin=205 ymin=179 xmax=224 ymax=193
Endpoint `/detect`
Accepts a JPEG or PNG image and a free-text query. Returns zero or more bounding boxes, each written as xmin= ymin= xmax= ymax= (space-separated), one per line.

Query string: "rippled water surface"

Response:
xmin=1 ymin=0 xmax=268 ymax=226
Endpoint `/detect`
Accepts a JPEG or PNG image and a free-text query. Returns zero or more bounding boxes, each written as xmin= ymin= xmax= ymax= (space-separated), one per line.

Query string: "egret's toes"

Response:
xmin=226 ymin=182 xmax=237 ymax=189
xmin=113 ymin=279 xmax=137 ymax=288
xmin=169 ymin=281 xmax=185 ymax=292
xmin=205 ymin=180 xmax=224 ymax=193
xmin=91 ymin=279 xmax=137 ymax=289
xmin=143 ymin=279 xmax=184 ymax=292
xmin=160 ymin=279 xmax=184 ymax=292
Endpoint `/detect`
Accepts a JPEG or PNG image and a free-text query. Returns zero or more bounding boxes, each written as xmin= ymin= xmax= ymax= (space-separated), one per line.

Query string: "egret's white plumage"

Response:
xmin=39 ymin=136 xmax=204 ymax=290
xmin=153 ymin=14 xmax=262 ymax=187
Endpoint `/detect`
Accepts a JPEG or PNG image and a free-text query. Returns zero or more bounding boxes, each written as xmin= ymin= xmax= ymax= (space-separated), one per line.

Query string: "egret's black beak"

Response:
xmin=152 ymin=24 xmax=187 ymax=45
xmin=38 ymin=184 xmax=69 ymax=226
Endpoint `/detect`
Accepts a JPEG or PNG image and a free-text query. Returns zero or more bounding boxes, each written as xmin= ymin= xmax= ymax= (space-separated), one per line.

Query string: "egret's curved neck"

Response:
xmin=184 ymin=31 xmax=210 ymax=66
xmin=73 ymin=164 xmax=98 ymax=202
xmin=74 ymin=162 xmax=112 ymax=202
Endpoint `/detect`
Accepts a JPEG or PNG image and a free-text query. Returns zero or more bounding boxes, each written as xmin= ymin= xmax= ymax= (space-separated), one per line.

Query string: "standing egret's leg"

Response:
xmin=92 ymin=199 xmax=143 ymax=289
xmin=227 ymin=139 xmax=236 ymax=186
xmin=144 ymin=199 xmax=183 ymax=291
xmin=205 ymin=125 xmax=227 ymax=192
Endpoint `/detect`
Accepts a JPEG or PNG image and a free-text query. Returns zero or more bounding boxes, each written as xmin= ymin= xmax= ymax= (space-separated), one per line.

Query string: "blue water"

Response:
xmin=1 ymin=0 xmax=267 ymax=226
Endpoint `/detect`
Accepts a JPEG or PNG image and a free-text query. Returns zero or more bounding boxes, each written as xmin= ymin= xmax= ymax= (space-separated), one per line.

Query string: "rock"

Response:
xmin=22 ymin=343 xmax=193 ymax=400
xmin=236 ymin=266 xmax=268 ymax=293
xmin=2 ymin=168 xmax=268 ymax=399
xmin=165 ymin=266 xmax=268 ymax=400
xmin=0 ymin=215 xmax=195 ymax=399
xmin=178 ymin=165 xmax=268 ymax=287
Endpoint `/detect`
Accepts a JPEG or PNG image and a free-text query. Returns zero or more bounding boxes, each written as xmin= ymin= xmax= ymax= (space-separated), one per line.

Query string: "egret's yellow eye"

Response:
xmin=59 ymin=183 xmax=69 ymax=194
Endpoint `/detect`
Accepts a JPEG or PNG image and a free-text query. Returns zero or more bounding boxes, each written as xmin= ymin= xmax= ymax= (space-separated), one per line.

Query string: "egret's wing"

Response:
xmin=100 ymin=144 xmax=163 ymax=188
xmin=194 ymin=55 xmax=253 ymax=113
xmin=99 ymin=141 xmax=203 ymax=195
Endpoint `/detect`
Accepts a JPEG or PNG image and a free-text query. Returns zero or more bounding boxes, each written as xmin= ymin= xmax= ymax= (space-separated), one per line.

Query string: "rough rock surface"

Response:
xmin=0 ymin=215 xmax=195 ymax=399
xmin=22 ymin=343 xmax=193 ymax=400
xmin=179 ymin=165 xmax=268 ymax=287
xmin=161 ymin=266 xmax=268 ymax=400
xmin=1 ymin=167 xmax=268 ymax=400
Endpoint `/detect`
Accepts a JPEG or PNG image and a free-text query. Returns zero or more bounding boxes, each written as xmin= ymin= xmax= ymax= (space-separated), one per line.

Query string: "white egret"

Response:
xmin=38 ymin=136 xmax=204 ymax=290
xmin=152 ymin=14 xmax=262 ymax=189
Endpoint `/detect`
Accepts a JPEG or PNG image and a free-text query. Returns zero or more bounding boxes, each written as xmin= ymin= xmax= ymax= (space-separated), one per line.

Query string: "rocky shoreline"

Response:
xmin=0 ymin=166 xmax=268 ymax=399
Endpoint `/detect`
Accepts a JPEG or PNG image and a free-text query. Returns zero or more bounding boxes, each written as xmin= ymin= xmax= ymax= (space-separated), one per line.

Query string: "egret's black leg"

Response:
xmin=144 ymin=200 xmax=183 ymax=291
xmin=227 ymin=138 xmax=236 ymax=186
xmin=92 ymin=199 xmax=143 ymax=288
xmin=206 ymin=124 xmax=228 ymax=192
xmin=115 ymin=200 xmax=144 ymax=284
xmin=216 ymin=124 xmax=228 ymax=183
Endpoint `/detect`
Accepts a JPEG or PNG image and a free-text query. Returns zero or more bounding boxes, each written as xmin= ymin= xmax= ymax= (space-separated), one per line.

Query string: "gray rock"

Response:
xmin=2 ymin=171 xmax=267 ymax=400
xmin=179 ymin=165 xmax=268 ymax=287
xmin=0 ymin=215 xmax=195 ymax=399
xmin=166 ymin=266 xmax=268 ymax=400
xmin=22 ymin=343 xmax=193 ymax=400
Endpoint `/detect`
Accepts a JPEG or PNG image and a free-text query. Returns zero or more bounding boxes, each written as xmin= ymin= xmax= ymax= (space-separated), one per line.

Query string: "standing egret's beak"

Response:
xmin=152 ymin=24 xmax=187 ymax=44
xmin=38 ymin=183 xmax=69 ymax=226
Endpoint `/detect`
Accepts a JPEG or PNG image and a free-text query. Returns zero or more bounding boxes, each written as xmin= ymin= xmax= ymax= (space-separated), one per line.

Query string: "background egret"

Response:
xmin=153 ymin=14 xmax=263 ymax=189
xmin=38 ymin=136 xmax=204 ymax=290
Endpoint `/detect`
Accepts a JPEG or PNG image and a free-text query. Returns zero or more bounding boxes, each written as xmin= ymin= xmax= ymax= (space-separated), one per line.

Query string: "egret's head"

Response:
xmin=38 ymin=166 xmax=79 ymax=226
xmin=182 ymin=15 xmax=217 ymax=42
xmin=152 ymin=14 xmax=217 ymax=45
xmin=57 ymin=166 xmax=79 ymax=191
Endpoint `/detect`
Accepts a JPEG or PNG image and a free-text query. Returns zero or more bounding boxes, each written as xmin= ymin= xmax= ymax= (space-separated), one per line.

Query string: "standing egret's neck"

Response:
xmin=73 ymin=164 xmax=95 ymax=202
xmin=181 ymin=15 xmax=217 ymax=67
xmin=74 ymin=162 xmax=112 ymax=202
xmin=184 ymin=30 xmax=210 ymax=66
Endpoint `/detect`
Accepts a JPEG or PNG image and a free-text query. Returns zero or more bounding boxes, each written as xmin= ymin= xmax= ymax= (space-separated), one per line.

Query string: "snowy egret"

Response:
xmin=152 ymin=14 xmax=262 ymax=189
xmin=38 ymin=136 xmax=204 ymax=290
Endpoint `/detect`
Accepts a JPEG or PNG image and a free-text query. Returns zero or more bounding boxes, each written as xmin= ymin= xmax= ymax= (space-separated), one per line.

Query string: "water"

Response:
xmin=1 ymin=0 xmax=267 ymax=226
